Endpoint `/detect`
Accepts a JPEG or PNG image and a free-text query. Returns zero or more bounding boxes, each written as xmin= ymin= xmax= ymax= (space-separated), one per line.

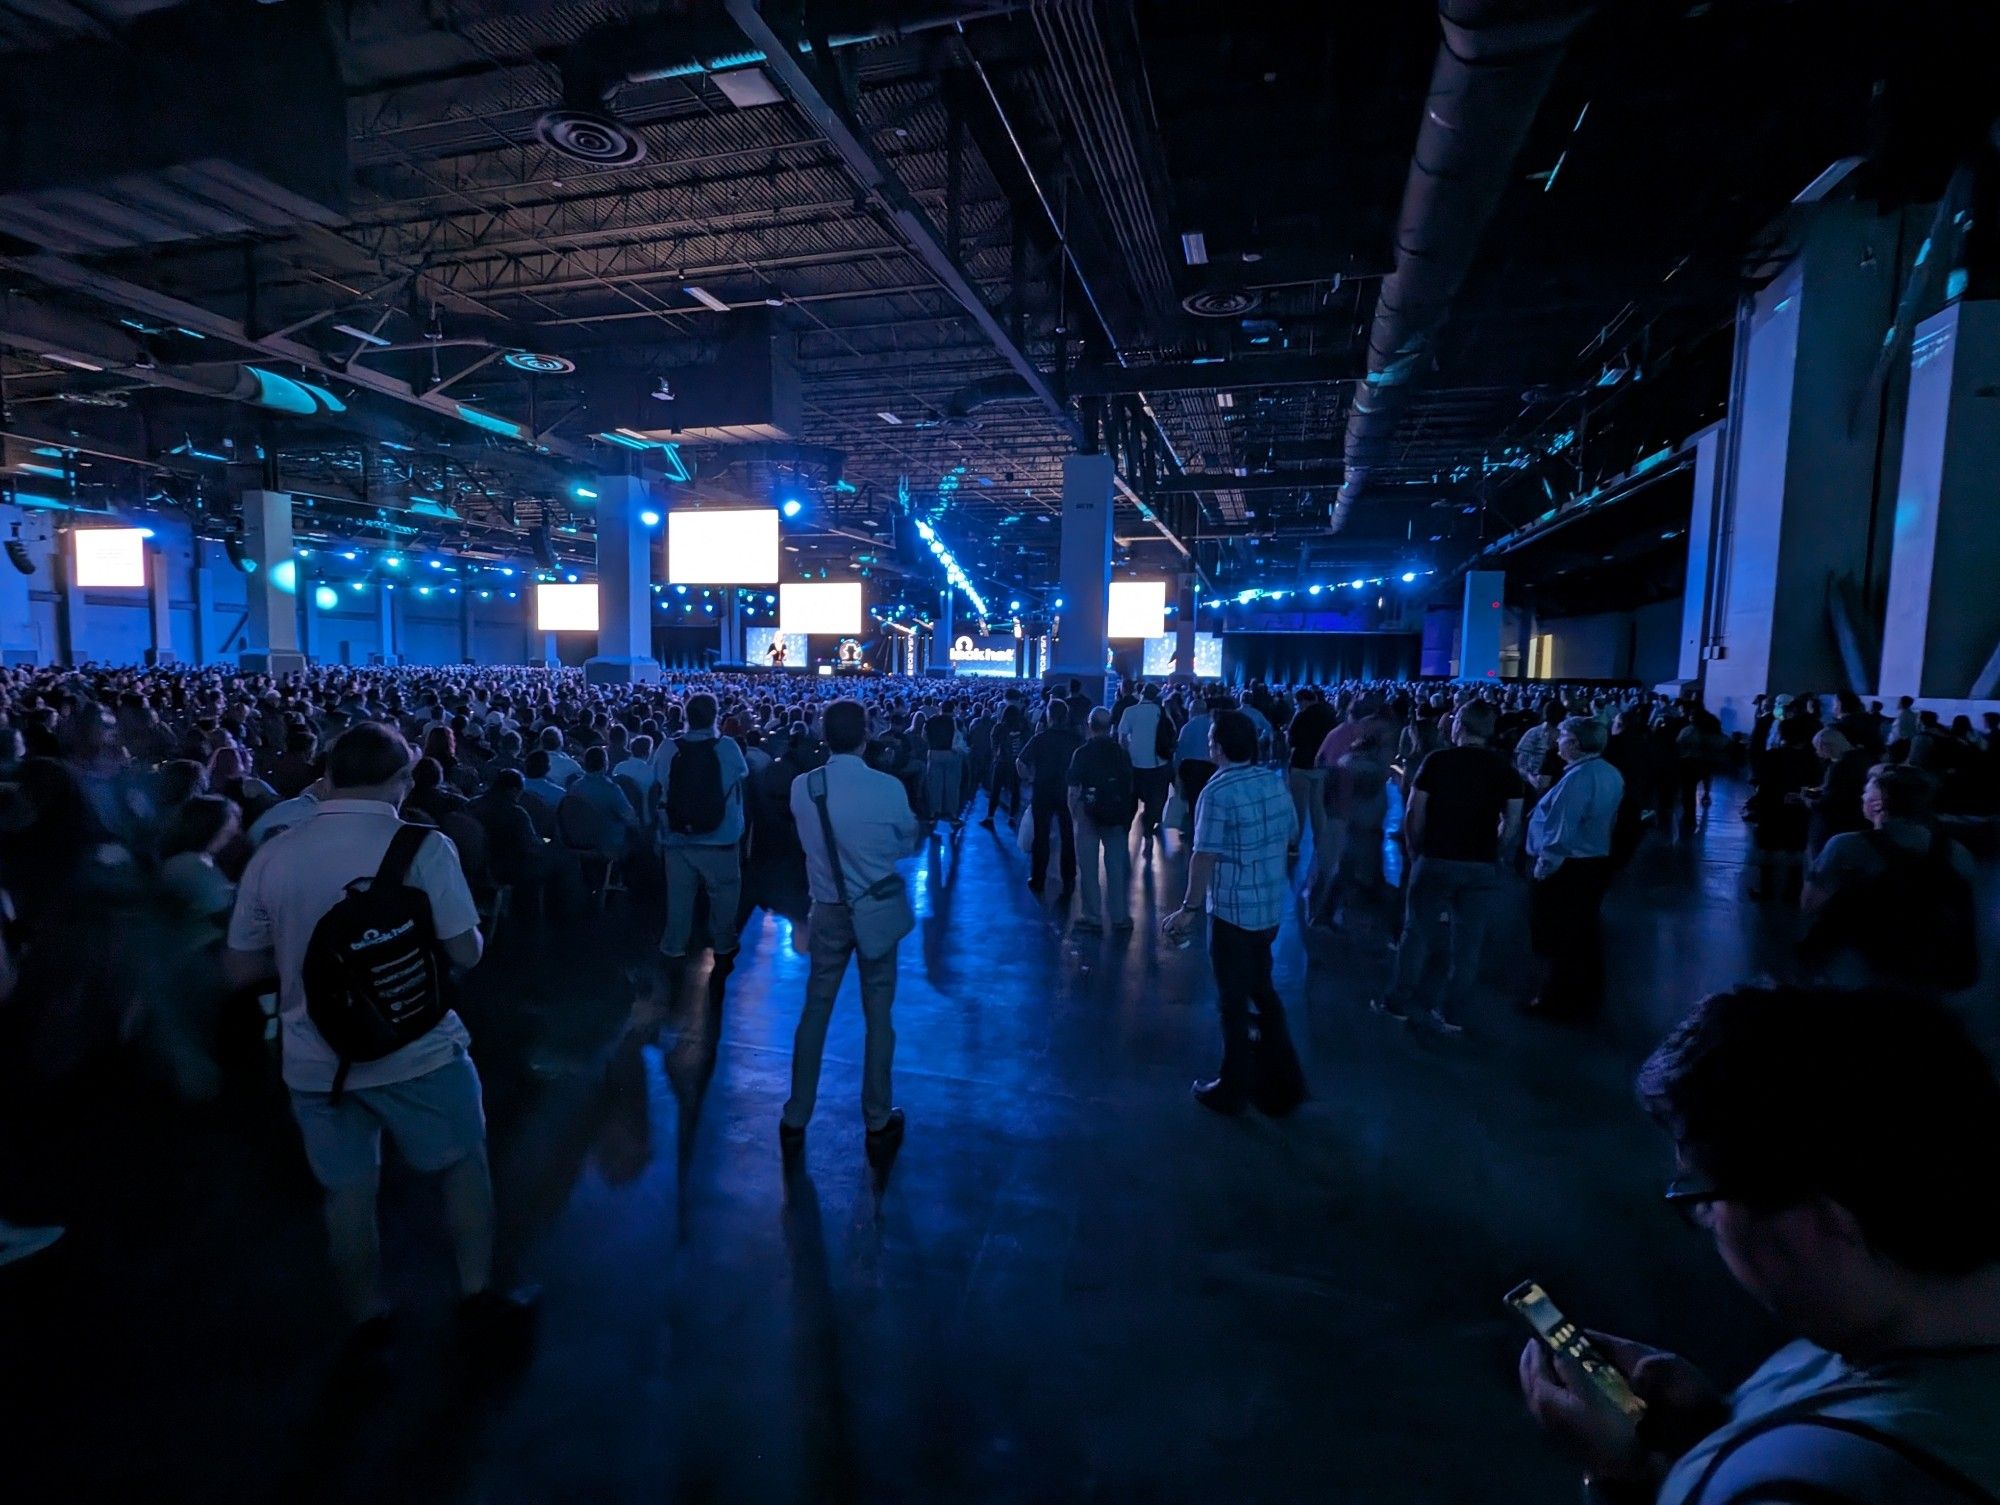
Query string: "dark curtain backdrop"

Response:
xmin=1221 ymin=632 xmax=1420 ymax=685
xmin=652 ymin=625 xmax=720 ymax=670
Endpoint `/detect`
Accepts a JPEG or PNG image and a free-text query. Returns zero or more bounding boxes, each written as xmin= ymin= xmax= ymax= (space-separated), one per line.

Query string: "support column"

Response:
xmin=378 ymin=587 xmax=396 ymax=665
xmin=1700 ymin=200 xmax=1925 ymax=729
xmin=585 ymin=472 xmax=660 ymax=684
xmin=191 ymin=561 xmax=208 ymax=664
xmin=1880 ymin=302 xmax=2000 ymax=700
xmin=239 ymin=489 xmax=304 ymax=676
xmin=1173 ymin=573 xmax=1196 ymax=681
xmin=722 ymin=590 xmax=742 ymax=667
xmin=457 ymin=586 xmax=472 ymax=663
xmin=146 ymin=543 xmax=174 ymax=664
xmin=936 ymin=587 xmax=954 ymax=675
xmin=1050 ymin=452 xmax=1114 ymax=695
xmin=1459 ymin=571 xmax=1505 ymax=682
xmin=1675 ymin=423 xmax=1727 ymax=685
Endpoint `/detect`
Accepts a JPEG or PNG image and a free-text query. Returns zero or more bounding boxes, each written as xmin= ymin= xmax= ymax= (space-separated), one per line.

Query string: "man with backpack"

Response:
xmin=653 ymin=692 xmax=748 ymax=966
xmin=1800 ymin=764 xmax=1978 ymax=991
xmin=224 ymin=722 xmax=529 ymax=1354
xmin=1069 ymin=708 xmax=1138 ymax=932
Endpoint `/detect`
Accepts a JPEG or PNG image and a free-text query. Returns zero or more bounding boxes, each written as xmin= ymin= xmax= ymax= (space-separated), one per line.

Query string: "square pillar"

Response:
xmin=1675 ymin=423 xmax=1727 ymax=684
xmin=1880 ymin=302 xmax=2000 ymax=699
xmin=585 ymin=472 xmax=660 ymax=684
xmin=378 ymin=586 xmax=397 ymax=664
xmin=936 ymin=587 xmax=954 ymax=674
xmin=1172 ymin=574 xmax=1197 ymax=681
xmin=239 ymin=488 xmax=304 ymax=677
xmin=1050 ymin=452 xmax=1114 ymax=687
xmin=146 ymin=543 xmax=175 ymax=664
xmin=1459 ymin=571 xmax=1505 ymax=682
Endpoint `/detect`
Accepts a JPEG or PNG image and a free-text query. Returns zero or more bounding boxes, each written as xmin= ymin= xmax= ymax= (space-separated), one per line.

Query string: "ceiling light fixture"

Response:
xmin=877 ymin=411 xmax=902 ymax=425
xmin=684 ymin=286 xmax=731 ymax=313
xmin=1181 ymin=231 xmax=1209 ymax=267
xmin=333 ymin=324 xmax=391 ymax=347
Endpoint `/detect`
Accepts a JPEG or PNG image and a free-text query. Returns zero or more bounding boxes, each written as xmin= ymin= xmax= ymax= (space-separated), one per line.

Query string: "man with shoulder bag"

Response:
xmin=781 ymin=699 xmax=922 ymax=1153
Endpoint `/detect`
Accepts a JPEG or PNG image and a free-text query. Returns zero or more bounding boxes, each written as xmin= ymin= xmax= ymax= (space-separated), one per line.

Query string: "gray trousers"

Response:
xmin=1383 ymin=856 xmax=1503 ymax=1020
xmin=781 ymin=900 xmax=899 ymax=1131
xmin=1288 ymin=767 xmax=1328 ymax=857
xmin=1074 ymin=814 xmax=1133 ymax=925
xmin=661 ymin=842 xmax=743 ymax=957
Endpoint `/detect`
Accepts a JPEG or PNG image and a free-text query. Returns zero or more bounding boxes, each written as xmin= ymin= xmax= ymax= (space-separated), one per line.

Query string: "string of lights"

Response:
xmin=911 ymin=517 xmax=990 ymax=619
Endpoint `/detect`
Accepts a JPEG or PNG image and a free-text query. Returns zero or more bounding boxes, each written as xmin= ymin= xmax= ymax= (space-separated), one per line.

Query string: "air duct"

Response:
xmin=944 ymin=373 xmax=1037 ymax=420
xmin=1332 ymin=0 xmax=1592 ymax=531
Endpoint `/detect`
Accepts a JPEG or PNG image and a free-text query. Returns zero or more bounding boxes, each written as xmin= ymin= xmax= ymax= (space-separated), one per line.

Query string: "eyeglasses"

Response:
xmin=1664 ymin=1173 xmax=1727 ymax=1230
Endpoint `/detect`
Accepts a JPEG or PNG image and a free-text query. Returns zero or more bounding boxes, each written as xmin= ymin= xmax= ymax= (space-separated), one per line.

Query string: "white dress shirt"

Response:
xmin=1526 ymin=754 xmax=1625 ymax=875
xmin=791 ymin=753 xmax=920 ymax=904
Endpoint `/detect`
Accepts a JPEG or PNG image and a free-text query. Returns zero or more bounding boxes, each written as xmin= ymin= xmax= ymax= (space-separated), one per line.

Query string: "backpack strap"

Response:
xmin=806 ymin=768 xmax=851 ymax=905
xmin=1685 ymin=1411 xmax=2000 ymax=1505
xmin=373 ymin=823 xmax=432 ymax=890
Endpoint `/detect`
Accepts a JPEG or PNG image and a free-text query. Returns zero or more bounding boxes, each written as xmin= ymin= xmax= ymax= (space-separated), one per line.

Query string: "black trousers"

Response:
xmin=1529 ymin=856 xmax=1613 ymax=1016
xmin=1208 ymin=916 xmax=1307 ymax=1111
xmin=1029 ymin=794 xmax=1076 ymax=891
xmin=987 ymin=761 xmax=1022 ymax=822
xmin=1134 ymin=764 xmax=1171 ymax=834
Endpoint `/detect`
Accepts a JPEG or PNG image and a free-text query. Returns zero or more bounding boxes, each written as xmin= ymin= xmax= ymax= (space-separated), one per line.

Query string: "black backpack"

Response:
xmin=1153 ymin=706 xmax=1177 ymax=761
xmin=301 ymin=825 xmax=454 ymax=1098
xmin=1803 ymin=829 xmax=1979 ymax=991
xmin=665 ymin=736 xmax=728 ymax=836
xmin=1081 ymin=746 xmax=1138 ymax=827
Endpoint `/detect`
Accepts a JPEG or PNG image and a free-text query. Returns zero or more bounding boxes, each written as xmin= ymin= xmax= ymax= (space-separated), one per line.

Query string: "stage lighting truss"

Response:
xmin=911 ymin=518 xmax=988 ymax=619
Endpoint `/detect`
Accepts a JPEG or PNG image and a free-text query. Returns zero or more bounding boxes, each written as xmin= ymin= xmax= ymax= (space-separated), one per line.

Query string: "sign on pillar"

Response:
xmin=1460 ymin=571 xmax=1505 ymax=682
xmin=239 ymin=489 xmax=305 ymax=677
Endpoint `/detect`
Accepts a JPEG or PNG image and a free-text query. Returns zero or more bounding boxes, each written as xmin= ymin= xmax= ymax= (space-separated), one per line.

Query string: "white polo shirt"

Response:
xmin=227 ymin=798 xmax=480 ymax=1093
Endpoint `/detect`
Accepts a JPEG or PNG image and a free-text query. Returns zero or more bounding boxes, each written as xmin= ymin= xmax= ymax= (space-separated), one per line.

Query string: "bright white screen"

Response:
xmin=536 ymin=582 xmax=600 ymax=632
xmin=73 ymin=528 xmax=148 ymax=588
xmin=779 ymin=582 xmax=862 ymax=634
xmin=1107 ymin=580 xmax=1166 ymax=640
xmin=1142 ymin=632 xmax=1222 ymax=678
xmin=668 ymin=508 xmax=779 ymax=584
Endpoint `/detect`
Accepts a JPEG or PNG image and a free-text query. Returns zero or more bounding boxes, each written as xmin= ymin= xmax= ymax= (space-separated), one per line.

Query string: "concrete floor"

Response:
xmin=0 ymin=785 xmax=1901 ymax=1502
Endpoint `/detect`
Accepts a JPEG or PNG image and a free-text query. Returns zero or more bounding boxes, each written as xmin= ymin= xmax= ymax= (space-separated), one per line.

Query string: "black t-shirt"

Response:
xmin=1412 ymin=745 xmax=1526 ymax=862
xmin=1020 ymin=726 xmax=1083 ymax=798
xmin=924 ymin=713 xmax=956 ymax=752
xmin=1067 ymin=735 xmax=1127 ymax=791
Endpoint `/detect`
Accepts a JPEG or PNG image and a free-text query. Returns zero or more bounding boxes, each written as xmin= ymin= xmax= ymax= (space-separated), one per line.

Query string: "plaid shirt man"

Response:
xmin=1192 ymin=764 xmax=1297 ymax=931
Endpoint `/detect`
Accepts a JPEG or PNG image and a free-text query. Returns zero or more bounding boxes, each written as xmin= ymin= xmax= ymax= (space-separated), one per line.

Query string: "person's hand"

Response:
xmin=1519 ymin=1333 xmax=1723 ymax=1484
xmin=1161 ymin=905 xmax=1197 ymax=944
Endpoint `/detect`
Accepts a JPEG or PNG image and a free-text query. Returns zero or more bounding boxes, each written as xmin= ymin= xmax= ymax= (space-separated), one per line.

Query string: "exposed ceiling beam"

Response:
xmin=1066 ymin=354 xmax=1359 ymax=396
xmin=0 ymin=252 xmax=590 ymax=464
xmin=1153 ymin=467 xmax=1347 ymax=495
xmin=723 ymin=0 xmax=1078 ymax=446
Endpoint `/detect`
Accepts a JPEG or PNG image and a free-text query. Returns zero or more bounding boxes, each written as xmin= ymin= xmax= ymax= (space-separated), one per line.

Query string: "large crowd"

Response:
xmin=0 ymin=661 xmax=1995 ymax=1502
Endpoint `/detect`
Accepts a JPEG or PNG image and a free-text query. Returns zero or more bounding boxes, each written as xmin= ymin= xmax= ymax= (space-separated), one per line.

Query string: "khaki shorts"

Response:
xmin=288 ymin=1050 xmax=487 ymax=1191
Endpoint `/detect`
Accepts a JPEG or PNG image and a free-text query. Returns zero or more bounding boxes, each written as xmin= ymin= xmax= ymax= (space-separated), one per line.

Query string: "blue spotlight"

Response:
xmin=572 ymin=485 xmax=599 ymax=502
xmin=639 ymin=509 xmax=662 ymax=528
xmin=780 ymin=498 xmax=803 ymax=519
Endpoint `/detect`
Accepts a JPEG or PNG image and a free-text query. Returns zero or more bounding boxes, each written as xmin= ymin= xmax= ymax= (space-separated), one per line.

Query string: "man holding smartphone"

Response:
xmin=1519 ymin=983 xmax=2000 ymax=1503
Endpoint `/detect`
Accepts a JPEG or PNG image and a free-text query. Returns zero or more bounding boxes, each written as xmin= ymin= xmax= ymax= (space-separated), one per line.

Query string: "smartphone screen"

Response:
xmin=1505 ymin=1280 xmax=1646 ymax=1420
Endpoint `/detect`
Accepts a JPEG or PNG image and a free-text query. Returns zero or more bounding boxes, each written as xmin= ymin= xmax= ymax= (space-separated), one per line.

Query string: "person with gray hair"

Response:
xmin=1523 ymin=713 xmax=1624 ymax=1018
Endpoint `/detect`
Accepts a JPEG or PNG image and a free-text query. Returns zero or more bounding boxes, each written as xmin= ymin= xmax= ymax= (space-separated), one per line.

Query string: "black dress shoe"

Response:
xmin=865 ymin=1108 xmax=906 ymax=1145
xmin=1191 ymin=1079 xmax=1249 ymax=1115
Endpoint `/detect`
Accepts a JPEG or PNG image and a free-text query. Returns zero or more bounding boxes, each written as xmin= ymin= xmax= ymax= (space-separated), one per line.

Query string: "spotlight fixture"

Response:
xmin=224 ymin=534 xmax=255 ymax=574
xmin=650 ymin=377 xmax=675 ymax=402
xmin=639 ymin=509 xmax=662 ymax=528
xmin=780 ymin=498 xmax=803 ymax=519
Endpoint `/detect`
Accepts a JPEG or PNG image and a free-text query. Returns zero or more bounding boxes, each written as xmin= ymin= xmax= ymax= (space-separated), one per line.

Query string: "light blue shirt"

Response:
xmin=1526 ymin=754 xmax=1623 ymax=874
xmin=653 ymin=729 xmax=748 ymax=846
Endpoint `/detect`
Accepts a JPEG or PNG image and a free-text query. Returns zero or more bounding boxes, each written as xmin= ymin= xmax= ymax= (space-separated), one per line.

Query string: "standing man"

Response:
xmin=224 ymin=723 xmax=530 ymax=1351
xmin=1163 ymin=710 xmax=1305 ymax=1116
xmin=654 ymin=692 xmax=749 ymax=966
xmin=1285 ymin=687 xmax=1338 ymax=860
xmin=1116 ymin=683 xmax=1171 ymax=842
xmin=921 ymin=698 xmax=965 ymax=835
xmin=1312 ymin=696 xmax=1391 ymax=916
xmin=1068 ymin=708 xmax=1137 ymax=932
xmin=1523 ymin=716 xmax=1624 ymax=1018
xmin=1373 ymin=701 xmax=1525 ymax=1035
xmin=781 ymin=699 xmax=920 ymax=1150
xmin=1018 ymin=699 xmax=1083 ymax=901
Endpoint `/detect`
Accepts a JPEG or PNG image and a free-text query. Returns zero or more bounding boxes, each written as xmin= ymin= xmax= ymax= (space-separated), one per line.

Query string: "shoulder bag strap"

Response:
xmin=1685 ymin=1406 xmax=2000 ymax=1505
xmin=807 ymin=768 xmax=851 ymax=905
xmin=374 ymin=823 xmax=431 ymax=889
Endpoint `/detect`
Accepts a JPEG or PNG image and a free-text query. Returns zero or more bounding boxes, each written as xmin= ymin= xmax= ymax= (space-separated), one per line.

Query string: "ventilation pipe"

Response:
xmin=1333 ymin=0 xmax=1592 ymax=531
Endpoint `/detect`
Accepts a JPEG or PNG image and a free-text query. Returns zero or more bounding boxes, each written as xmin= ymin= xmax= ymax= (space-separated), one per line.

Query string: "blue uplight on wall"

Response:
xmin=269 ymin=558 xmax=298 ymax=596
xmin=313 ymin=585 xmax=340 ymax=611
xmin=640 ymin=509 xmax=662 ymax=527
